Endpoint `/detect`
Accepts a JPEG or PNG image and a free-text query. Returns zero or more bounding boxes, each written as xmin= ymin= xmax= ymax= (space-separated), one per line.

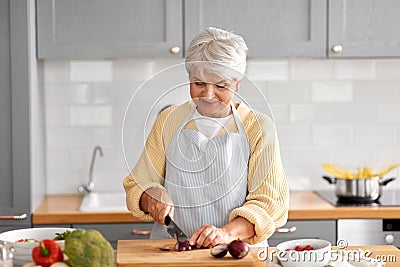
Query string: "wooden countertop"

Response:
xmin=32 ymin=194 xmax=142 ymax=224
xmin=32 ymin=191 xmax=400 ymax=224
xmin=288 ymin=191 xmax=400 ymax=220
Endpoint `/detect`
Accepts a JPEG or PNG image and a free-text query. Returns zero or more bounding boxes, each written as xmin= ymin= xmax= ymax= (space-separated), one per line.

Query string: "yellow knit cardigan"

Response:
xmin=123 ymin=101 xmax=289 ymax=244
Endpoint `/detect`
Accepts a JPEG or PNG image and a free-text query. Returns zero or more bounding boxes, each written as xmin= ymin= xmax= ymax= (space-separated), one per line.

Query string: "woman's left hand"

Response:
xmin=189 ymin=224 xmax=235 ymax=248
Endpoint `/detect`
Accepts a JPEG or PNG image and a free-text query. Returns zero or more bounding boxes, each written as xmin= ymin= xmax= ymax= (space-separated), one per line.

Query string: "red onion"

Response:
xmin=174 ymin=240 xmax=192 ymax=251
xmin=210 ymin=243 xmax=229 ymax=258
xmin=228 ymin=239 xmax=249 ymax=259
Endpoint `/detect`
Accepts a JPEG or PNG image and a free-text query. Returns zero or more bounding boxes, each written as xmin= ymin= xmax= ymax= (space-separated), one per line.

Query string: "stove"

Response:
xmin=316 ymin=189 xmax=400 ymax=247
xmin=315 ymin=189 xmax=400 ymax=207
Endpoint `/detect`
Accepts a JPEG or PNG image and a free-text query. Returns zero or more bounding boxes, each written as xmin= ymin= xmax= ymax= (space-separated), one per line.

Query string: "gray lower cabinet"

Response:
xmin=36 ymin=0 xmax=183 ymax=59
xmin=329 ymin=0 xmax=400 ymax=57
xmin=72 ymin=223 xmax=153 ymax=249
xmin=185 ymin=0 xmax=327 ymax=58
xmin=0 ymin=0 xmax=31 ymax=232
xmin=33 ymin=224 xmax=73 ymax=228
xmin=268 ymin=220 xmax=336 ymax=247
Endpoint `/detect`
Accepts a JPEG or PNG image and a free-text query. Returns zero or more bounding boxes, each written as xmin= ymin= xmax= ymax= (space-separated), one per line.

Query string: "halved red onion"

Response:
xmin=174 ymin=240 xmax=192 ymax=251
xmin=210 ymin=243 xmax=229 ymax=258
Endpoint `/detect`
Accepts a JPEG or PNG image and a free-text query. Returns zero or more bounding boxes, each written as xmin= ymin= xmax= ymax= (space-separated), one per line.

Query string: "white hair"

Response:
xmin=185 ymin=27 xmax=249 ymax=81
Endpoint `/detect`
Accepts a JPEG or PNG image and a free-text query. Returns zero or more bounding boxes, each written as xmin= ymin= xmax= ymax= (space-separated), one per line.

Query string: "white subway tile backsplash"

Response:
xmin=330 ymin=103 xmax=378 ymax=123
xmin=93 ymin=170 xmax=128 ymax=192
xmin=313 ymin=125 xmax=353 ymax=145
xmin=311 ymin=81 xmax=353 ymax=102
xmin=70 ymin=61 xmax=113 ymax=82
xmin=290 ymin=104 xmax=335 ymax=124
xmin=46 ymin=149 xmax=70 ymax=171
xmin=70 ymin=148 xmax=115 ymax=172
xmin=45 ymin=83 xmax=91 ymax=104
xmin=376 ymin=60 xmax=400 ymax=80
xmin=334 ymin=60 xmax=376 ymax=80
xmin=354 ymin=124 xmax=398 ymax=145
xmin=113 ymin=59 xmax=154 ymax=82
xmin=290 ymin=59 xmax=334 ymax=80
xmin=377 ymin=104 xmax=400 ymax=123
xmin=270 ymin=104 xmax=290 ymax=125
xmin=290 ymin=104 xmax=312 ymax=123
xmin=90 ymin=83 xmax=110 ymax=104
xmin=45 ymin=106 xmax=69 ymax=127
xmin=330 ymin=146 xmax=377 ymax=167
xmin=290 ymin=147 xmax=330 ymax=170
xmin=43 ymin=58 xmax=400 ymax=193
xmin=70 ymin=105 xmax=113 ymax=126
xmin=353 ymin=81 xmax=398 ymax=103
xmin=46 ymin=170 xmax=83 ymax=194
xmin=290 ymin=104 xmax=319 ymax=123
xmin=267 ymin=81 xmax=310 ymax=102
xmin=246 ymin=60 xmax=289 ymax=81
xmin=44 ymin=61 xmax=70 ymax=82
xmin=376 ymin=146 xmax=400 ymax=162
xmin=277 ymin=125 xmax=312 ymax=145
xmin=46 ymin=128 xmax=92 ymax=149
xmin=91 ymin=128 xmax=122 ymax=148
xmin=152 ymin=58 xmax=186 ymax=76
xmin=376 ymin=147 xmax=400 ymax=189
xmin=285 ymin=174 xmax=312 ymax=190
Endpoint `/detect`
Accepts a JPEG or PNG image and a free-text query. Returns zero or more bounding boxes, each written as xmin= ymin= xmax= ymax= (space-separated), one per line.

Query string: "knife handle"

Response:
xmin=164 ymin=215 xmax=171 ymax=226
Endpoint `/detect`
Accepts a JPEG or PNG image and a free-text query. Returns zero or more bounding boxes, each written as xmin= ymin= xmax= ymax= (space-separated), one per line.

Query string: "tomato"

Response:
xmin=287 ymin=244 xmax=315 ymax=251
xmin=294 ymin=245 xmax=304 ymax=251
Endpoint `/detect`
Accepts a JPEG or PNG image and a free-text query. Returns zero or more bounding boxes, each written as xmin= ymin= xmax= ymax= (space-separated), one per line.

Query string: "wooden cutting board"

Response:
xmin=117 ymin=239 xmax=256 ymax=267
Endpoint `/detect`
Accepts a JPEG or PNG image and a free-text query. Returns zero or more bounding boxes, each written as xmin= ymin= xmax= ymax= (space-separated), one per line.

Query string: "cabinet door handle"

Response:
xmin=275 ymin=226 xmax=297 ymax=233
xmin=0 ymin=214 xmax=27 ymax=220
xmin=332 ymin=45 xmax=343 ymax=53
xmin=132 ymin=229 xmax=151 ymax=235
xmin=169 ymin=46 xmax=180 ymax=54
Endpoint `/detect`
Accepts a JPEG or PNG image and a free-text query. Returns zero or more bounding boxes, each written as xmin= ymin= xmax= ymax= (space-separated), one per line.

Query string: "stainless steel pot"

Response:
xmin=322 ymin=176 xmax=396 ymax=203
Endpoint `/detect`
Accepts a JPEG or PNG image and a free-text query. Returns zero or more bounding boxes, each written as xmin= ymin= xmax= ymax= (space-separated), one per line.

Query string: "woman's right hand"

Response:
xmin=140 ymin=187 xmax=174 ymax=225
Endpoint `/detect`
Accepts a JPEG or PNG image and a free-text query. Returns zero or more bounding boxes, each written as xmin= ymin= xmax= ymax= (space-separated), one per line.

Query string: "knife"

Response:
xmin=164 ymin=215 xmax=188 ymax=242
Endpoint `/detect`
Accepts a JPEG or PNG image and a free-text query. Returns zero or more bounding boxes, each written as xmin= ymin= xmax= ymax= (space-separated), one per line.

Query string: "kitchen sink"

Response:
xmin=79 ymin=192 xmax=128 ymax=212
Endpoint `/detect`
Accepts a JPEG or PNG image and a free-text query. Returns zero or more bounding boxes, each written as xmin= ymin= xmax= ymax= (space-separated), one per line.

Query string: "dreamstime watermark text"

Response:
xmin=257 ymin=240 xmax=397 ymax=264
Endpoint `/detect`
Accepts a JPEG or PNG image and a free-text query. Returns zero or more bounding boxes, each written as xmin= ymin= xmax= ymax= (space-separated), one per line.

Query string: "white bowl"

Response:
xmin=276 ymin=239 xmax=331 ymax=267
xmin=0 ymin=227 xmax=75 ymax=266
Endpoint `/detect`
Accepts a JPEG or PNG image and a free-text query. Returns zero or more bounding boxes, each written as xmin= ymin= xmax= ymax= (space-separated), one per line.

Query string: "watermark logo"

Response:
xmin=257 ymin=240 xmax=397 ymax=265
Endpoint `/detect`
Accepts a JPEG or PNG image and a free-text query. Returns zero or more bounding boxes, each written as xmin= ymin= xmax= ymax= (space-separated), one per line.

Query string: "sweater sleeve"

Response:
xmin=123 ymin=106 xmax=173 ymax=222
xmin=229 ymin=107 xmax=289 ymax=244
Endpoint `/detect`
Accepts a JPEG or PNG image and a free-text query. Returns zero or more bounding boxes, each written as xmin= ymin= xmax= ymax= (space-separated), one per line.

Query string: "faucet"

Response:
xmin=78 ymin=145 xmax=103 ymax=193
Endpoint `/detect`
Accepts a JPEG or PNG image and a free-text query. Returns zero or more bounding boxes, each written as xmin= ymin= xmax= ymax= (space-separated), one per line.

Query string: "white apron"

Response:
xmin=150 ymin=102 xmax=250 ymax=239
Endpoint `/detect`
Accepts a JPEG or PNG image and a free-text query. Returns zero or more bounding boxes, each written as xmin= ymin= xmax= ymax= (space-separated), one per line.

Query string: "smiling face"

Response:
xmin=189 ymin=70 xmax=241 ymax=118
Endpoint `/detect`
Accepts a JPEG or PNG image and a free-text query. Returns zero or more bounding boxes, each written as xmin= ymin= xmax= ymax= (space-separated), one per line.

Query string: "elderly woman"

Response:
xmin=123 ymin=27 xmax=289 ymax=248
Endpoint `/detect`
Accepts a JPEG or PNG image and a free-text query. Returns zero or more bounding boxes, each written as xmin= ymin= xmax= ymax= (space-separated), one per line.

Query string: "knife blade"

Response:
xmin=164 ymin=215 xmax=188 ymax=242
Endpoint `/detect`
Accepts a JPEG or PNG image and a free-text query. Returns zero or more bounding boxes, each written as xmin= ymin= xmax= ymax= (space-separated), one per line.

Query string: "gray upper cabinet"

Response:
xmin=0 ymin=0 xmax=31 ymax=230
xmin=185 ymin=0 xmax=327 ymax=58
xmin=36 ymin=0 xmax=183 ymax=59
xmin=329 ymin=0 xmax=400 ymax=58
xmin=36 ymin=0 xmax=400 ymax=59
